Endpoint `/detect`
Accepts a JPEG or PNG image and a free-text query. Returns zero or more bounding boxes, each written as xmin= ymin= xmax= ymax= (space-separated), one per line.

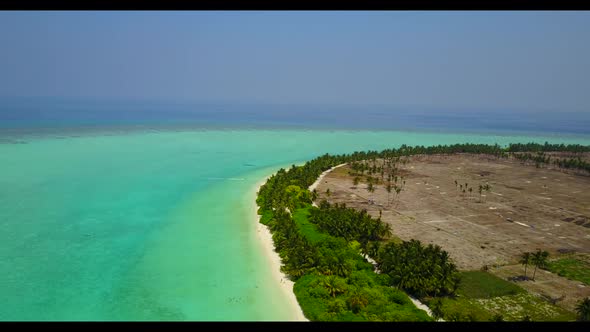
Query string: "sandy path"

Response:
xmin=364 ymin=254 xmax=440 ymax=320
xmin=309 ymin=163 xmax=347 ymax=206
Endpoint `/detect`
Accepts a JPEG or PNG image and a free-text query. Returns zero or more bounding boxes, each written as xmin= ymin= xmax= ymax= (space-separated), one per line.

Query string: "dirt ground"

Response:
xmin=315 ymin=153 xmax=590 ymax=312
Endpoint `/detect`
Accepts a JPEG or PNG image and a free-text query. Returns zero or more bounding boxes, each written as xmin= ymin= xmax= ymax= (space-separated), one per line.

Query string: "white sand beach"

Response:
xmin=253 ymin=177 xmax=308 ymax=321
xmin=252 ymin=163 xmax=355 ymax=322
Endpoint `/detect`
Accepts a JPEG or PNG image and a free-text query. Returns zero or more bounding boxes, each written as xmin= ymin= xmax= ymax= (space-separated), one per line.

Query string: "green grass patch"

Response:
xmin=292 ymin=206 xmax=330 ymax=244
xmin=434 ymin=293 xmax=576 ymax=321
xmin=546 ymin=257 xmax=590 ymax=286
xmin=456 ymin=271 xmax=525 ymax=299
xmin=427 ymin=271 xmax=576 ymax=321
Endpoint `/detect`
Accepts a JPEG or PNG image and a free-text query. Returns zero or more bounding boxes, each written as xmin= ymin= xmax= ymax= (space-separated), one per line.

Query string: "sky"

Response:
xmin=0 ymin=11 xmax=589 ymax=113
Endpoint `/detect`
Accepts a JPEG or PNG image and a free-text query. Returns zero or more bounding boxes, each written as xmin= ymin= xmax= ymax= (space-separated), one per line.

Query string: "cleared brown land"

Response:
xmin=315 ymin=153 xmax=590 ymax=312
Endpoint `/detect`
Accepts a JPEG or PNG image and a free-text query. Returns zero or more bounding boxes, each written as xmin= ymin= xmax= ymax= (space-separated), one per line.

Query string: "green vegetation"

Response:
xmin=266 ymin=203 xmax=430 ymax=321
xmin=507 ymin=142 xmax=590 ymax=153
xmin=294 ymin=271 xmax=429 ymax=321
xmin=255 ymin=142 xmax=590 ymax=321
xmin=519 ymin=252 xmax=532 ymax=279
xmin=531 ymin=250 xmax=549 ymax=281
xmin=291 ymin=207 xmax=329 ymax=244
xmin=507 ymin=142 xmax=590 ymax=173
xmin=426 ymin=271 xmax=574 ymax=321
xmin=258 ymin=209 xmax=274 ymax=226
xmin=546 ymin=257 xmax=590 ymax=286
xmin=375 ymin=240 xmax=460 ymax=298
xmin=518 ymin=249 xmax=550 ymax=281
xmin=456 ymin=271 xmax=524 ymax=299
xmin=310 ymin=201 xmax=391 ymax=250
xmin=477 ymin=183 xmax=491 ymax=202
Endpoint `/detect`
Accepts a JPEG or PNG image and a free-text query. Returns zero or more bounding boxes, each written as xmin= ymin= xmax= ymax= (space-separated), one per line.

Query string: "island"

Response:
xmin=256 ymin=142 xmax=590 ymax=321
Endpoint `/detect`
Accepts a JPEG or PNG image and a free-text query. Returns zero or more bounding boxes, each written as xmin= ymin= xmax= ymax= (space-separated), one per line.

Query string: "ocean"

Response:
xmin=1 ymin=100 xmax=589 ymax=320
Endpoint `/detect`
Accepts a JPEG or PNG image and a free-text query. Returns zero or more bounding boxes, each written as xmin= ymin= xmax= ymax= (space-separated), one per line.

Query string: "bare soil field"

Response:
xmin=315 ymin=153 xmax=590 ymax=312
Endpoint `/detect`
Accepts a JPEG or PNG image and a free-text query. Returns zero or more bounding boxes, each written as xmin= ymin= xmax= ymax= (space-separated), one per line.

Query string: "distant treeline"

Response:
xmin=512 ymin=152 xmax=590 ymax=173
xmin=255 ymin=142 xmax=590 ymax=321
xmin=505 ymin=142 xmax=590 ymax=173
xmin=507 ymin=142 xmax=590 ymax=153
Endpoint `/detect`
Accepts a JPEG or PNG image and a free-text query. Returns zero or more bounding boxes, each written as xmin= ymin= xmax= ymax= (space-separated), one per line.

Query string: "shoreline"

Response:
xmin=251 ymin=163 xmax=346 ymax=321
xmin=253 ymin=176 xmax=308 ymax=321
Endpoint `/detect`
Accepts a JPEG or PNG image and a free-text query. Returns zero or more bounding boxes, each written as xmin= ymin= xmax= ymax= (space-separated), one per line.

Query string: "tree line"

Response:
xmin=507 ymin=142 xmax=590 ymax=153
xmin=512 ymin=152 xmax=590 ymax=174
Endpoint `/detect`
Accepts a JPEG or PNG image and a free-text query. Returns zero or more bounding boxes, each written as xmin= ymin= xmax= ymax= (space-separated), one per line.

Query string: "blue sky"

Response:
xmin=0 ymin=11 xmax=589 ymax=113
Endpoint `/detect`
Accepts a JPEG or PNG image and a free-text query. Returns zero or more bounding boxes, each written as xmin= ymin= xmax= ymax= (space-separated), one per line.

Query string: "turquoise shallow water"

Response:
xmin=1 ymin=128 xmax=589 ymax=321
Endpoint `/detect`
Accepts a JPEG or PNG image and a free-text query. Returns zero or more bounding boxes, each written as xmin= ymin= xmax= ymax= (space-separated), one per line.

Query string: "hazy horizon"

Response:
xmin=0 ymin=96 xmax=589 ymax=137
xmin=1 ymin=11 xmax=589 ymax=115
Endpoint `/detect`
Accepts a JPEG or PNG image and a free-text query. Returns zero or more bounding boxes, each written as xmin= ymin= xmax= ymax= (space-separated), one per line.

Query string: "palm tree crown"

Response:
xmin=576 ymin=297 xmax=590 ymax=321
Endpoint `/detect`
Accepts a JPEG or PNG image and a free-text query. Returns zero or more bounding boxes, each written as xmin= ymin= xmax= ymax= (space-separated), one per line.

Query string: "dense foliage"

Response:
xmin=294 ymin=271 xmax=429 ymax=321
xmin=374 ymin=240 xmax=460 ymax=297
xmin=507 ymin=142 xmax=590 ymax=153
xmin=260 ymin=201 xmax=428 ymax=320
xmin=309 ymin=201 xmax=391 ymax=248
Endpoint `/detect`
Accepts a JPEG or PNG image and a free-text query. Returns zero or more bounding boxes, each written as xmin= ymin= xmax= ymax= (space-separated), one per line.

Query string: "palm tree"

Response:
xmin=429 ymin=299 xmax=444 ymax=320
xmin=311 ymin=189 xmax=318 ymax=201
xmin=367 ymin=241 xmax=381 ymax=259
xmin=331 ymin=254 xmax=353 ymax=277
xmin=393 ymin=186 xmax=402 ymax=207
xmin=531 ymin=250 xmax=549 ymax=281
xmin=576 ymin=297 xmax=590 ymax=321
xmin=385 ymin=183 xmax=393 ymax=206
xmin=322 ymin=275 xmax=346 ymax=298
xmin=519 ymin=252 xmax=532 ymax=279
xmin=347 ymin=290 xmax=369 ymax=313
xmin=378 ymin=223 xmax=392 ymax=239
xmin=483 ymin=183 xmax=491 ymax=202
